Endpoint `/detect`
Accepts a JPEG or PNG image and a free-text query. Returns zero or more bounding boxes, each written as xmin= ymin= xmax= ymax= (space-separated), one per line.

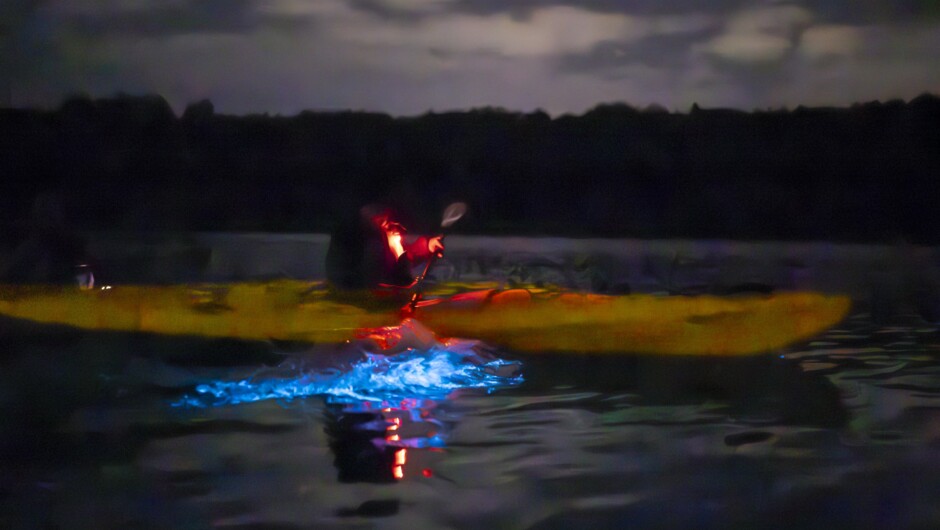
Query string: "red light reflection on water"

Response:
xmin=330 ymin=397 xmax=450 ymax=484
xmin=378 ymin=402 xmax=429 ymax=480
xmin=393 ymin=448 xmax=407 ymax=479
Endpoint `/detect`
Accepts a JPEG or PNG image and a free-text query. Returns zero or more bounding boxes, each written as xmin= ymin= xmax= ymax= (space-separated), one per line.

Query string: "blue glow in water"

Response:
xmin=173 ymin=346 xmax=523 ymax=408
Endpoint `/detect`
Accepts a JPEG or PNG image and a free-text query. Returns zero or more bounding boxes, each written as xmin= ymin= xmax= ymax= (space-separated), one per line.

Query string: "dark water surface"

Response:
xmin=3 ymin=237 xmax=940 ymax=529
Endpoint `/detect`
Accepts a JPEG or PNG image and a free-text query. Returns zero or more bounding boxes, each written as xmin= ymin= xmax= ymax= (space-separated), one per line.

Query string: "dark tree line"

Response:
xmin=2 ymin=93 xmax=939 ymax=242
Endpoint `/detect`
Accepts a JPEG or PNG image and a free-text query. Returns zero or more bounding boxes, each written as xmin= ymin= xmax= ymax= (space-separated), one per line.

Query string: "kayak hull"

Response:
xmin=414 ymin=289 xmax=851 ymax=355
xmin=0 ymin=281 xmax=851 ymax=356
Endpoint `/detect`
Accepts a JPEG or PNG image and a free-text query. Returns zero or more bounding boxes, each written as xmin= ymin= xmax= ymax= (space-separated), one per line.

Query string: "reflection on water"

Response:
xmin=2 ymin=309 xmax=940 ymax=527
xmin=168 ymin=330 xmax=519 ymax=499
xmin=785 ymin=313 xmax=940 ymax=447
xmin=325 ymin=398 xmax=449 ymax=485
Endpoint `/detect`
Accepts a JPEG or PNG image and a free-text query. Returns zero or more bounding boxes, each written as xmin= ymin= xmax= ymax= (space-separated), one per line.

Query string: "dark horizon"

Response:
xmin=2 ymin=91 xmax=939 ymax=245
xmin=6 ymin=89 xmax=940 ymax=120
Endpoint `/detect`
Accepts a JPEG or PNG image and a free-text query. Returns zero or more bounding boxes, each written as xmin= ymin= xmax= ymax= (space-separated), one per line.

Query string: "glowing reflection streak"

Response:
xmin=172 ymin=346 xmax=523 ymax=408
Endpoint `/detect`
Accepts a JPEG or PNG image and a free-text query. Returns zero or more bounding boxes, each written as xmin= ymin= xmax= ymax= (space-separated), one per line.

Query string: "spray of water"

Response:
xmin=173 ymin=346 xmax=523 ymax=408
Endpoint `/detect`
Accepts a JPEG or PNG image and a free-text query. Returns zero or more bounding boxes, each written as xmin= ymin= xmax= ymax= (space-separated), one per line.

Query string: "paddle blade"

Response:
xmin=440 ymin=202 xmax=468 ymax=228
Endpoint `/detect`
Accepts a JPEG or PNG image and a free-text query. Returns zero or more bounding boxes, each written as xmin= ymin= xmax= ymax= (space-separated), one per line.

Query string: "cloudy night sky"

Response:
xmin=2 ymin=0 xmax=940 ymax=116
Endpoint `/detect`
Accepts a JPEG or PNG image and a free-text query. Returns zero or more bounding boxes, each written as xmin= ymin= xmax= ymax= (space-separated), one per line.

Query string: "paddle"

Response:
xmin=418 ymin=202 xmax=467 ymax=279
xmin=405 ymin=202 xmax=467 ymax=312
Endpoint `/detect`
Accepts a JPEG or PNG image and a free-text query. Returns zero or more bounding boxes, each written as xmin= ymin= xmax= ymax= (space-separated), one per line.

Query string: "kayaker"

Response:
xmin=0 ymin=193 xmax=94 ymax=287
xmin=326 ymin=204 xmax=444 ymax=290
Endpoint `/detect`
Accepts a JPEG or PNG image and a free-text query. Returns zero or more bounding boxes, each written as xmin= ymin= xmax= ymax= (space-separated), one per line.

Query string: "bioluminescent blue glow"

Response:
xmin=173 ymin=347 xmax=523 ymax=408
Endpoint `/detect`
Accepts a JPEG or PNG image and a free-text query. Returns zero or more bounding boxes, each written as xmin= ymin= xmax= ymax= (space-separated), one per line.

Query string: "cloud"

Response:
xmin=702 ymin=33 xmax=793 ymax=63
xmin=331 ymin=6 xmax=646 ymax=57
xmin=41 ymin=0 xmax=266 ymax=37
xmin=807 ymin=0 xmax=940 ymax=25
xmin=45 ymin=0 xmax=170 ymax=16
xmin=798 ymin=24 xmax=864 ymax=59
xmin=778 ymin=22 xmax=940 ymax=106
xmin=439 ymin=0 xmax=744 ymax=18
xmin=698 ymin=4 xmax=814 ymax=63
xmin=256 ymin=0 xmax=350 ymax=17
xmin=724 ymin=4 xmax=814 ymax=36
xmin=7 ymin=0 xmax=940 ymax=116
xmin=371 ymin=0 xmax=456 ymax=13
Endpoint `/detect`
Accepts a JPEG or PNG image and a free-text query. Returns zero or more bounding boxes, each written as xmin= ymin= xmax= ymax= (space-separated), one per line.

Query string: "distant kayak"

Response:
xmin=0 ymin=281 xmax=850 ymax=356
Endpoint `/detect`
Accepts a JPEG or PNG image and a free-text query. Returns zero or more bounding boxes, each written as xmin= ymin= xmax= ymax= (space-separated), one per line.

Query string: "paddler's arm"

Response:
xmin=377 ymin=236 xmax=444 ymax=291
xmin=403 ymin=235 xmax=444 ymax=263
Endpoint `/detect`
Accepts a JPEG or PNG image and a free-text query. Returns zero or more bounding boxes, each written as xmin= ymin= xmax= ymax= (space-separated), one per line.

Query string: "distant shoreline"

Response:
xmin=3 ymin=93 xmax=939 ymax=244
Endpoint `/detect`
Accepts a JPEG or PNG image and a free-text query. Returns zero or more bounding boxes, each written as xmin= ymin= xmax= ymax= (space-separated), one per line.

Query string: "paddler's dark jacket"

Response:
xmin=326 ymin=212 xmax=431 ymax=290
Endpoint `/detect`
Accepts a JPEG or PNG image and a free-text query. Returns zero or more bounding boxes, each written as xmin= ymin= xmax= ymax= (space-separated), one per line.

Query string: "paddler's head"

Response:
xmin=361 ymin=206 xmax=405 ymax=231
xmin=360 ymin=204 xmax=393 ymax=229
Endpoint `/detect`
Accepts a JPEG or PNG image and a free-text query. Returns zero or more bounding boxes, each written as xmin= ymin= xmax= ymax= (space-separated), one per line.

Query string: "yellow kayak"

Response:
xmin=0 ymin=281 xmax=850 ymax=356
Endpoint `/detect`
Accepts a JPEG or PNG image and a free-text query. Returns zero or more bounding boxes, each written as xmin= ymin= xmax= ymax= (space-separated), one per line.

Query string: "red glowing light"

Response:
xmin=387 ymin=232 xmax=405 ymax=259
xmin=393 ymin=466 xmax=404 ymax=480
xmin=422 ymin=468 xmax=433 ymax=478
